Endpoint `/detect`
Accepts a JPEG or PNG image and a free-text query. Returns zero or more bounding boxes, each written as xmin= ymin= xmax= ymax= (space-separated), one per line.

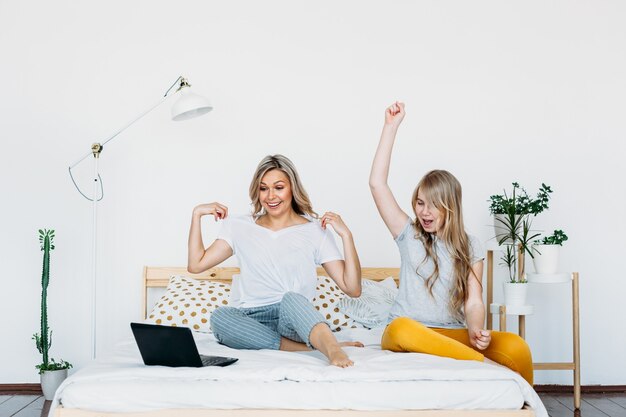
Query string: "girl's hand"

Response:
xmin=321 ymin=212 xmax=351 ymax=238
xmin=469 ymin=328 xmax=491 ymax=350
xmin=193 ymin=202 xmax=228 ymax=222
xmin=384 ymin=101 xmax=405 ymax=128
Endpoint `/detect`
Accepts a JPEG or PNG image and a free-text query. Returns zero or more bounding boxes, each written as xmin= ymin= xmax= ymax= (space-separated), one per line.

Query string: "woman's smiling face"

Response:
xmin=259 ymin=169 xmax=293 ymax=216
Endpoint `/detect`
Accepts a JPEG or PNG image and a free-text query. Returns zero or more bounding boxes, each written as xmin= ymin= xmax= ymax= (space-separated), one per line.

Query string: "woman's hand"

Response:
xmin=193 ymin=202 xmax=228 ymax=222
xmin=469 ymin=328 xmax=491 ymax=351
xmin=384 ymin=101 xmax=405 ymax=128
xmin=321 ymin=212 xmax=351 ymax=238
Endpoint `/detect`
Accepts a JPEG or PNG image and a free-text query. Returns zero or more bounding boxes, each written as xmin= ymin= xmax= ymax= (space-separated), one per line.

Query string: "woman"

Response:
xmin=369 ymin=102 xmax=533 ymax=384
xmin=188 ymin=154 xmax=363 ymax=367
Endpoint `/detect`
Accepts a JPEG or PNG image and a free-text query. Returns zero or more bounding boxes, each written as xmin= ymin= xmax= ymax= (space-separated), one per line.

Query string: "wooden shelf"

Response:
xmin=486 ymin=250 xmax=581 ymax=410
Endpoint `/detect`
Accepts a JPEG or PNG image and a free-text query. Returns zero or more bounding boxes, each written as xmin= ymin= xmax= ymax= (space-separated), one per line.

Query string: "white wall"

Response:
xmin=1 ymin=0 xmax=624 ymax=385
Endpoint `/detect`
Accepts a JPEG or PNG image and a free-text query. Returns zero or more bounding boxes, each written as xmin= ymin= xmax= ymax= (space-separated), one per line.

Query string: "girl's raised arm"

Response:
xmin=187 ymin=202 xmax=233 ymax=273
xmin=369 ymin=102 xmax=410 ymax=238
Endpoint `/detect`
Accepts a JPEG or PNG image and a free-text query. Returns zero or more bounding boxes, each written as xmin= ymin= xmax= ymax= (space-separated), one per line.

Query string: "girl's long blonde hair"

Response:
xmin=249 ymin=154 xmax=318 ymax=218
xmin=411 ymin=170 xmax=478 ymax=320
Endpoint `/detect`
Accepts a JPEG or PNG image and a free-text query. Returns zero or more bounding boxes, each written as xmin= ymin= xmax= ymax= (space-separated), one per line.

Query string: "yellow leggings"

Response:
xmin=381 ymin=317 xmax=534 ymax=385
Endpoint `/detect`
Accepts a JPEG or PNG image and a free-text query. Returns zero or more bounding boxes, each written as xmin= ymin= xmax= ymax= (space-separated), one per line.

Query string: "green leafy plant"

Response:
xmin=535 ymin=229 xmax=569 ymax=246
xmin=33 ymin=229 xmax=72 ymax=375
xmin=497 ymin=217 xmax=541 ymax=283
xmin=491 ymin=183 xmax=548 ymax=283
xmin=489 ymin=182 xmax=552 ymax=215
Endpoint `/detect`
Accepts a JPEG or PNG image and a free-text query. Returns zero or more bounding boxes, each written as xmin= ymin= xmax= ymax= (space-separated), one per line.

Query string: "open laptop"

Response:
xmin=131 ymin=322 xmax=238 ymax=367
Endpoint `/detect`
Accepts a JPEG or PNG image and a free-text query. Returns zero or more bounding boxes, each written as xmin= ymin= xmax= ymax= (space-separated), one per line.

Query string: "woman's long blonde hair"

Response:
xmin=411 ymin=170 xmax=478 ymax=320
xmin=249 ymin=154 xmax=318 ymax=218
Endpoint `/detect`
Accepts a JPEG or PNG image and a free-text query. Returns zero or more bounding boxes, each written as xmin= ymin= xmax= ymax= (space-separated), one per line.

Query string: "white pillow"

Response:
xmin=338 ymin=277 xmax=398 ymax=328
xmin=146 ymin=275 xmax=231 ymax=332
xmin=312 ymin=276 xmax=363 ymax=332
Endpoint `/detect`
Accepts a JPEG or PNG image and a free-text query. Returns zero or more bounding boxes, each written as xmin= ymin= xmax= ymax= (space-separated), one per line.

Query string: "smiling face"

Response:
xmin=415 ymin=189 xmax=445 ymax=234
xmin=259 ymin=169 xmax=294 ymax=217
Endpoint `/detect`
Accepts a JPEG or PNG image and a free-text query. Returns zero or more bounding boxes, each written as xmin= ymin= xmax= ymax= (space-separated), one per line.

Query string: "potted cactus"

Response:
xmin=33 ymin=229 xmax=72 ymax=400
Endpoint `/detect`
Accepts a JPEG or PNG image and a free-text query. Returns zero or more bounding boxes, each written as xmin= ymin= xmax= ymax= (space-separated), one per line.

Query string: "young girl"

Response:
xmin=188 ymin=154 xmax=363 ymax=367
xmin=369 ymin=102 xmax=533 ymax=385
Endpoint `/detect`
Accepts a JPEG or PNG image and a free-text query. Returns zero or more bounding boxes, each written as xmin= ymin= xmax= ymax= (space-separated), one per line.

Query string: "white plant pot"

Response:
xmin=40 ymin=369 xmax=68 ymax=401
xmin=503 ymin=282 xmax=528 ymax=306
xmin=532 ymin=244 xmax=560 ymax=274
xmin=493 ymin=214 xmax=522 ymax=244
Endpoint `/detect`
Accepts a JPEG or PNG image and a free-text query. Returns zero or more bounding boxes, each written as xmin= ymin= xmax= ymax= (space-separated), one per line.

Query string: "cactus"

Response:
xmin=33 ymin=229 xmax=72 ymax=374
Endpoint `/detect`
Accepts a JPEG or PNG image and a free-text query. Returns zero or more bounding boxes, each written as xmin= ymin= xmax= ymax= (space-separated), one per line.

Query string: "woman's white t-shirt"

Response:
xmin=216 ymin=215 xmax=343 ymax=308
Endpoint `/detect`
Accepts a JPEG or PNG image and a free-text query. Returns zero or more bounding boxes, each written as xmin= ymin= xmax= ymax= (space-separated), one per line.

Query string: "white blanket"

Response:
xmin=50 ymin=328 xmax=547 ymax=417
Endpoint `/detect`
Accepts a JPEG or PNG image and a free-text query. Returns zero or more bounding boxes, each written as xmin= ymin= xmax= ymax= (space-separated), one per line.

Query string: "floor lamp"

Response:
xmin=68 ymin=76 xmax=212 ymax=359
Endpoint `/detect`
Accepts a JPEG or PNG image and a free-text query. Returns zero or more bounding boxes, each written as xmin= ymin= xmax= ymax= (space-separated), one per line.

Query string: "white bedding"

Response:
xmin=51 ymin=328 xmax=547 ymax=417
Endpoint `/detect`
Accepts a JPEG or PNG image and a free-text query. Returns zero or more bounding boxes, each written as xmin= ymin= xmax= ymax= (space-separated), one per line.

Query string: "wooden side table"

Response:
xmin=489 ymin=303 xmax=533 ymax=339
xmin=486 ymin=249 xmax=581 ymax=409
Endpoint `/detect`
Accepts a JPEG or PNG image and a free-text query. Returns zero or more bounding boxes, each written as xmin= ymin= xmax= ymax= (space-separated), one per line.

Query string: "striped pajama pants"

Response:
xmin=210 ymin=291 xmax=326 ymax=350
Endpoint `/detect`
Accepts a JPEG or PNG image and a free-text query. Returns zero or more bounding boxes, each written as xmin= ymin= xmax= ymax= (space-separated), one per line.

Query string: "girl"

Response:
xmin=188 ymin=154 xmax=363 ymax=367
xmin=369 ymin=102 xmax=533 ymax=384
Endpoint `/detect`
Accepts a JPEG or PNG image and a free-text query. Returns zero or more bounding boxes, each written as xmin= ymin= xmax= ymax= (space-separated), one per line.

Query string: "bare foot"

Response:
xmin=328 ymin=345 xmax=354 ymax=368
xmin=339 ymin=341 xmax=364 ymax=348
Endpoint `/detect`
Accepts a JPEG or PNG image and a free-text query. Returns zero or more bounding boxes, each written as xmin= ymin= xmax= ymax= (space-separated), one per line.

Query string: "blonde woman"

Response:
xmin=188 ymin=154 xmax=363 ymax=367
xmin=369 ymin=102 xmax=533 ymax=384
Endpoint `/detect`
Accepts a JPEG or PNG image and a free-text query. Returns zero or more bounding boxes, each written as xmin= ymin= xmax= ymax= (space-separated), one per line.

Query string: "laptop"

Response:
xmin=131 ymin=322 xmax=238 ymax=367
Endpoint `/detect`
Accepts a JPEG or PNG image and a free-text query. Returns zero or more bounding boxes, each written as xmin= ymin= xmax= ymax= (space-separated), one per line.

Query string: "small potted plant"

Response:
xmin=500 ymin=217 xmax=541 ymax=306
xmin=33 ymin=229 xmax=72 ymax=400
xmin=489 ymin=183 xmax=549 ymax=306
xmin=532 ymin=229 xmax=568 ymax=274
xmin=489 ymin=182 xmax=552 ymax=244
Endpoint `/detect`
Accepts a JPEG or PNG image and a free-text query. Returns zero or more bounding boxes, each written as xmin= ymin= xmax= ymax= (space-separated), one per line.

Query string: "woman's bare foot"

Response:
xmin=328 ymin=345 xmax=354 ymax=368
xmin=339 ymin=341 xmax=364 ymax=348
xmin=309 ymin=323 xmax=358 ymax=367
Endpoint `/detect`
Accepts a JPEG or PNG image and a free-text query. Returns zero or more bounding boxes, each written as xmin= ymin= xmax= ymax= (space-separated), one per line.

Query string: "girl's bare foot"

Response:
xmin=339 ymin=341 xmax=364 ymax=348
xmin=328 ymin=345 xmax=354 ymax=368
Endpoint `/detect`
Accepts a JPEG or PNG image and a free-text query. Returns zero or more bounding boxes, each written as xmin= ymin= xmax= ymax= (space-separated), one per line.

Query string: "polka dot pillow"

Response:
xmin=146 ymin=275 xmax=230 ymax=332
xmin=313 ymin=276 xmax=362 ymax=332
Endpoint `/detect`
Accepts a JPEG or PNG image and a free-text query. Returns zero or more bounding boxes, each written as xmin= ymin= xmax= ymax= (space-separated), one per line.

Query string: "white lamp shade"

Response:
xmin=171 ymin=89 xmax=213 ymax=121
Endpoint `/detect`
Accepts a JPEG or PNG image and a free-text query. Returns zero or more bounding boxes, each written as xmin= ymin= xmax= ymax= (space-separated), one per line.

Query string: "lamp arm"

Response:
xmin=69 ymin=94 xmax=170 ymax=170
xmin=163 ymin=75 xmax=185 ymax=97
xmin=68 ymin=76 xmax=187 ymax=201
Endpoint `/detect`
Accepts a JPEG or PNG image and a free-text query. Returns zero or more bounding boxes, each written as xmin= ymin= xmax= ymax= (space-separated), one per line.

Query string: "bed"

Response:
xmin=50 ymin=267 xmax=547 ymax=417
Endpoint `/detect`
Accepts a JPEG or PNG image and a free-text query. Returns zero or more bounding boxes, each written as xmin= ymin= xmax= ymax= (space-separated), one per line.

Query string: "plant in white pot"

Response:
xmin=490 ymin=184 xmax=547 ymax=306
xmin=33 ymin=229 xmax=72 ymax=401
xmin=532 ymin=229 xmax=569 ymax=274
xmin=489 ymin=182 xmax=552 ymax=244
xmin=499 ymin=217 xmax=541 ymax=306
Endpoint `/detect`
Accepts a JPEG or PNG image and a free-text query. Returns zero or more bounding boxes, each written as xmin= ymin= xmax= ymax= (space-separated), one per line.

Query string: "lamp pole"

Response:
xmin=90 ymin=143 xmax=101 ymax=360
xmin=69 ymin=77 xmax=211 ymax=359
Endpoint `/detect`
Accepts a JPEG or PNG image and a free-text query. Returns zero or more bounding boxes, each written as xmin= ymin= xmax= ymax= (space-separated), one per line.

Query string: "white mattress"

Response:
xmin=51 ymin=328 xmax=547 ymax=417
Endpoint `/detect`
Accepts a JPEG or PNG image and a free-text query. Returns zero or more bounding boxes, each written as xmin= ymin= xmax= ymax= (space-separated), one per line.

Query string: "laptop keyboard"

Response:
xmin=200 ymin=355 xmax=230 ymax=366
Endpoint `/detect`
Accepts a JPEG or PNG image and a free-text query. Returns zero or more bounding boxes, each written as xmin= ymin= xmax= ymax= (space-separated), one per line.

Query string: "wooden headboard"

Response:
xmin=142 ymin=266 xmax=400 ymax=319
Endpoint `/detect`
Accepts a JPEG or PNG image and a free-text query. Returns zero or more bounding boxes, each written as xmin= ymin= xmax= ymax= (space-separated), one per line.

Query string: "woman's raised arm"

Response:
xmin=320 ymin=212 xmax=361 ymax=298
xmin=369 ymin=102 xmax=410 ymax=238
xmin=187 ymin=202 xmax=233 ymax=273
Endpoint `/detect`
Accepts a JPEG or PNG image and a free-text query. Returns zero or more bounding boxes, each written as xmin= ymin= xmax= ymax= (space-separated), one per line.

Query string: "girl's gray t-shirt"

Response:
xmin=387 ymin=220 xmax=484 ymax=329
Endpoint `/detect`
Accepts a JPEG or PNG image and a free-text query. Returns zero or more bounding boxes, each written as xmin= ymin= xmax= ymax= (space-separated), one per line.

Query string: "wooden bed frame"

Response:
xmin=54 ymin=266 xmax=535 ymax=417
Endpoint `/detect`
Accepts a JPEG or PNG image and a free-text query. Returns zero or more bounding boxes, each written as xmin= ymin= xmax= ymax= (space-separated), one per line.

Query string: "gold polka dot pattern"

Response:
xmin=312 ymin=276 xmax=361 ymax=332
xmin=146 ymin=275 xmax=230 ymax=332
